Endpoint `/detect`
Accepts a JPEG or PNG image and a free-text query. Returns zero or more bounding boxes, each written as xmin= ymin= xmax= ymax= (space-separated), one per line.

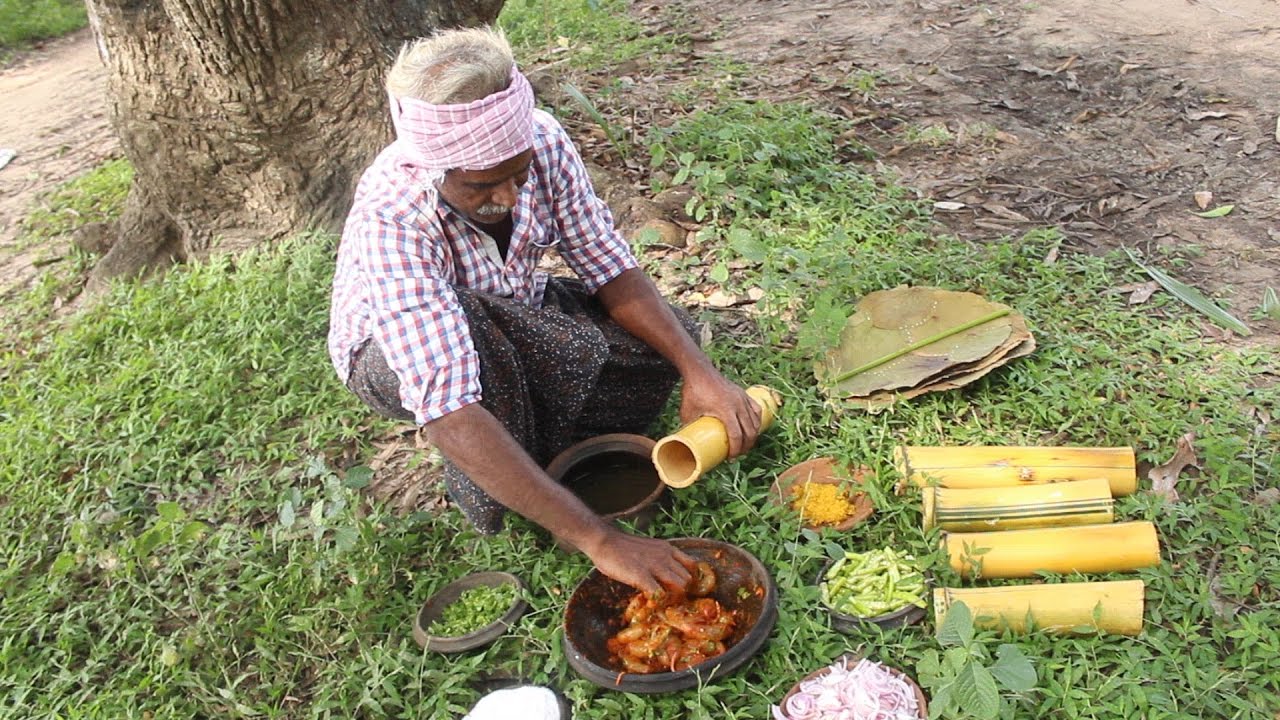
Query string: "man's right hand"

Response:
xmin=582 ymin=529 xmax=697 ymax=595
xmin=425 ymin=405 xmax=701 ymax=595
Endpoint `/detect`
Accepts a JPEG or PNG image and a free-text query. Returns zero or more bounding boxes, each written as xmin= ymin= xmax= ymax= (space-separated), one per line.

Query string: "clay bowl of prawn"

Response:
xmin=562 ymin=537 xmax=778 ymax=694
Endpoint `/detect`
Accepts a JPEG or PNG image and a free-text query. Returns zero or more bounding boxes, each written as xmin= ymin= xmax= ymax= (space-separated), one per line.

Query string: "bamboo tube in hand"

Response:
xmin=652 ymin=385 xmax=780 ymax=488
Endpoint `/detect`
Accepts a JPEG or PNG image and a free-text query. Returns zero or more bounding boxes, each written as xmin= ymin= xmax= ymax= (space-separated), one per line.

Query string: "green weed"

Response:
xmin=902 ymin=123 xmax=957 ymax=148
xmin=499 ymin=0 xmax=679 ymax=69
xmin=847 ymin=70 xmax=883 ymax=96
xmin=0 ymin=0 xmax=86 ymax=53
xmin=561 ymin=81 xmax=631 ymax=158
xmin=20 ymin=158 xmax=133 ymax=245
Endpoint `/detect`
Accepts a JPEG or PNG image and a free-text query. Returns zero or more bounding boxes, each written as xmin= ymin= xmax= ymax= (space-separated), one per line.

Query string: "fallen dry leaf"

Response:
xmin=705 ymin=289 xmax=738 ymax=308
xmin=1206 ymin=552 xmax=1240 ymax=620
xmin=1254 ymin=488 xmax=1280 ymax=506
xmin=1072 ymin=108 xmax=1099 ymax=124
xmin=698 ymin=321 xmax=714 ymax=347
xmin=1128 ymin=281 xmax=1159 ymax=305
xmin=1194 ymin=191 xmax=1213 ymax=210
xmin=1148 ymin=431 xmax=1198 ymax=502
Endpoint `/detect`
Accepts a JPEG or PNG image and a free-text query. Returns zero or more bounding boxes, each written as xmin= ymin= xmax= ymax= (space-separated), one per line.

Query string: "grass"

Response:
xmin=1 ymin=1 xmax=1277 ymax=719
xmin=499 ymin=0 xmax=683 ymax=69
xmin=2 ymin=158 xmax=133 ymax=351
xmin=0 ymin=0 xmax=86 ymax=54
xmin=19 ymin=158 xmax=134 ymax=246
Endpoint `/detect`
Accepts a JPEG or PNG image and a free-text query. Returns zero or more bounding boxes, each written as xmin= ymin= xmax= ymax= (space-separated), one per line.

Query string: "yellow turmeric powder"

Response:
xmin=790 ymin=482 xmax=855 ymax=526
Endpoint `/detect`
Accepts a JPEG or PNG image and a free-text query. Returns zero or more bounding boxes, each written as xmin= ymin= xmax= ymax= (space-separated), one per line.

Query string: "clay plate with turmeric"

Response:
xmin=769 ymin=457 xmax=875 ymax=531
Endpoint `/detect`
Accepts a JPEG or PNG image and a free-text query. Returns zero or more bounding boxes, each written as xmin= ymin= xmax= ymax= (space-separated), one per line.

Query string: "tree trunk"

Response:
xmin=83 ymin=0 xmax=505 ymax=291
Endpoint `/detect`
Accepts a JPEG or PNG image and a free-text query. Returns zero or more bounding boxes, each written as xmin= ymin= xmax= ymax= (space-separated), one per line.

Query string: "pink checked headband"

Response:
xmin=389 ymin=67 xmax=534 ymax=174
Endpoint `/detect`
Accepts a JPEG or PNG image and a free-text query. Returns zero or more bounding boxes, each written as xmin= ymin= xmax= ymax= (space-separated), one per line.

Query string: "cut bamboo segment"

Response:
xmin=933 ymin=580 xmax=1145 ymax=635
xmin=944 ymin=521 xmax=1160 ymax=579
xmin=895 ymin=445 xmax=1137 ymax=496
xmin=923 ymin=478 xmax=1114 ymax=532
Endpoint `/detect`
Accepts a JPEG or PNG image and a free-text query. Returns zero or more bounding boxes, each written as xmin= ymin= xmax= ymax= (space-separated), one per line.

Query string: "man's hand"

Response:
xmin=680 ymin=369 xmax=763 ymax=458
xmin=594 ymin=270 xmax=764 ymax=459
xmin=425 ymin=405 xmax=698 ymax=595
xmin=582 ymin=529 xmax=697 ymax=595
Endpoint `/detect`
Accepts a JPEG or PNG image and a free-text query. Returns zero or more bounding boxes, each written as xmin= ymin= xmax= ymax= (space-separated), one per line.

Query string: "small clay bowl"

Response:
xmin=779 ymin=654 xmax=928 ymax=719
xmin=769 ymin=457 xmax=875 ymax=531
xmin=412 ymin=571 xmax=528 ymax=653
xmin=545 ymin=434 xmax=666 ymax=552
xmin=816 ymin=556 xmax=929 ymax=632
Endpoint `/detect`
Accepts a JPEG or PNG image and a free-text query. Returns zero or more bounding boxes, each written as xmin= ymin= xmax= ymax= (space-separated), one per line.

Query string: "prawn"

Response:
xmin=620 ymin=655 xmax=653 ymax=674
xmin=689 ymin=561 xmax=717 ymax=596
xmin=608 ymin=567 xmax=736 ymax=675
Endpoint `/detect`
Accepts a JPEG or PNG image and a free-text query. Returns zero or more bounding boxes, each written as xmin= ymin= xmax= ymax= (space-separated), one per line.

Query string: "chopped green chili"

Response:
xmin=427 ymin=583 xmax=519 ymax=637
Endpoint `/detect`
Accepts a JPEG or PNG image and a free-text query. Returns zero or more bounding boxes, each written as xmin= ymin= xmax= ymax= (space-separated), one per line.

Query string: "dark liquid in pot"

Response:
xmin=563 ymin=451 xmax=660 ymax=515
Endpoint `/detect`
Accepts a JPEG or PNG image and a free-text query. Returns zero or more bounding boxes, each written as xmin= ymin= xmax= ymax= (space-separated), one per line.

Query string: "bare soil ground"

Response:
xmin=0 ymin=30 xmax=116 ymax=305
xmin=675 ymin=0 xmax=1279 ymax=344
xmin=1 ymin=3 xmax=1276 ymax=347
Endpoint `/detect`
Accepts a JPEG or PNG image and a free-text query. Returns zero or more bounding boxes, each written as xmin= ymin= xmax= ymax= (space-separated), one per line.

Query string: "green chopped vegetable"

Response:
xmin=820 ymin=547 xmax=926 ymax=618
xmin=426 ymin=582 xmax=519 ymax=637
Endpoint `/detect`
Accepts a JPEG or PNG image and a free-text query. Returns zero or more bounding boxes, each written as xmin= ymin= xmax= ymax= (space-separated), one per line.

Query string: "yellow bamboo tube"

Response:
xmin=944 ymin=521 xmax=1159 ymax=579
xmin=652 ymin=386 xmax=780 ymax=488
xmin=895 ymin=445 xmax=1137 ymax=496
xmin=923 ymin=478 xmax=1114 ymax=532
xmin=933 ymin=580 xmax=1145 ymax=636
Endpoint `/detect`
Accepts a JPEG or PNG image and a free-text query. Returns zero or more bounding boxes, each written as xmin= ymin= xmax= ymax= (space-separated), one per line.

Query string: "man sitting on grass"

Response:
xmin=328 ymin=27 xmax=761 ymax=594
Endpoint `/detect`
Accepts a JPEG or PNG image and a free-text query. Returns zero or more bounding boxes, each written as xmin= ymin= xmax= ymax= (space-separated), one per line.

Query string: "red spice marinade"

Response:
xmin=606 ymin=562 xmax=737 ymax=674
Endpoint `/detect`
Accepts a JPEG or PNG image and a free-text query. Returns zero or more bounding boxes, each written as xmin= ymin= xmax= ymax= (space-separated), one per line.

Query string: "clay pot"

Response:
xmin=412 ymin=571 xmax=528 ymax=653
xmin=562 ymin=537 xmax=778 ymax=694
xmin=544 ymin=434 xmax=665 ymax=551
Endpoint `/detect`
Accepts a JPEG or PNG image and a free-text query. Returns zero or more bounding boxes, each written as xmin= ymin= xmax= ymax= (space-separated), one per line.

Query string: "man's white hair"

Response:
xmin=386 ymin=27 xmax=515 ymax=104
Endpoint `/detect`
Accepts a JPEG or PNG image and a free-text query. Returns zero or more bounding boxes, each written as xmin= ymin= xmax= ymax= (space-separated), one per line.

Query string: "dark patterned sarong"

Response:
xmin=346 ymin=277 xmax=696 ymax=533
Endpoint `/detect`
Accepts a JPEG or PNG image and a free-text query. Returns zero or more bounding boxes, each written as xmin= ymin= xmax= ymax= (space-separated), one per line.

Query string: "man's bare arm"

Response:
xmin=423 ymin=402 xmax=695 ymax=593
xmin=595 ymin=267 xmax=762 ymax=456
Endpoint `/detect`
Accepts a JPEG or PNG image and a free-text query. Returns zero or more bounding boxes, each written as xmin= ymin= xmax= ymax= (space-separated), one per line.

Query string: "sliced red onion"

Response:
xmin=772 ymin=658 xmax=919 ymax=720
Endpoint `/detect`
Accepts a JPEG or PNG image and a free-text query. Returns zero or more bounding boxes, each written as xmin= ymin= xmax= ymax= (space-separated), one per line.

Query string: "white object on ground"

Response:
xmin=0 ymin=149 xmax=15 ymax=171
xmin=464 ymin=685 xmax=561 ymax=720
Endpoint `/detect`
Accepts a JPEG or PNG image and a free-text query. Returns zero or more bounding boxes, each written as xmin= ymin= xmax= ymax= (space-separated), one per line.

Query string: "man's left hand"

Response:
xmin=679 ymin=370 xmax=762 ymax=458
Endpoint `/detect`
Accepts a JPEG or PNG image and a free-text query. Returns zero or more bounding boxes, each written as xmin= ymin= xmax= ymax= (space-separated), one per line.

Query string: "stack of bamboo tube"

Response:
xmin=895 ymin=445 xmax=1158 ymax=636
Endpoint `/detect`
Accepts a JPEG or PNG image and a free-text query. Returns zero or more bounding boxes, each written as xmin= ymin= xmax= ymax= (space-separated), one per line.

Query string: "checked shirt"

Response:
xmin=328 ymin=109 xmax=638 ymax=425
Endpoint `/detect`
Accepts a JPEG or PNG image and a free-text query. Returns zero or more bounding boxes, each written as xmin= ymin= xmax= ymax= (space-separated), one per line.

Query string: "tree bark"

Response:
xmin=83 ymin=0 xmax=505 ymax=291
